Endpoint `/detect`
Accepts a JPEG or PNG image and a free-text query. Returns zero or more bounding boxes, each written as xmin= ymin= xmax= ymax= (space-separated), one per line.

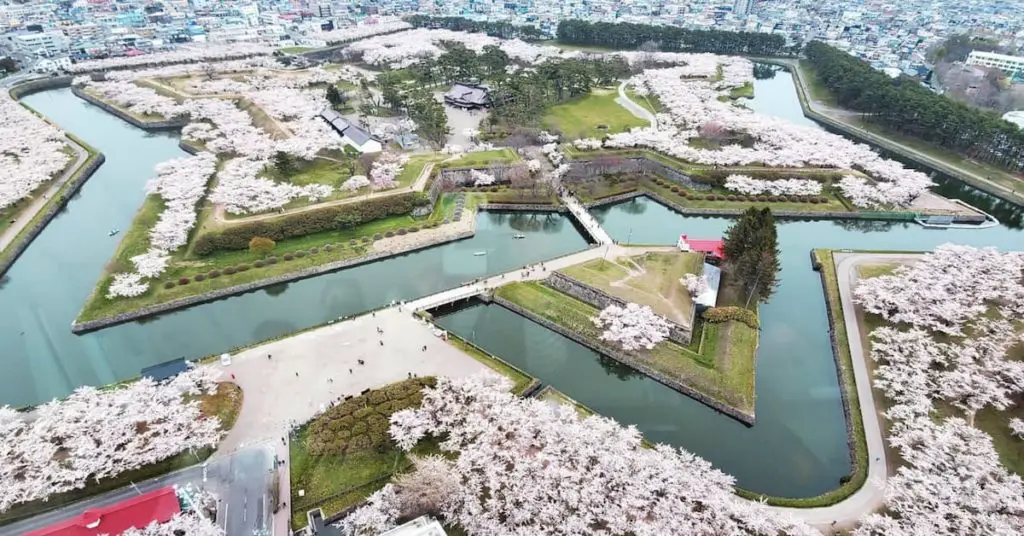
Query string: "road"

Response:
xmin=0 ymin=129 xmax=90 ymax=254
xmin=616 ymin=81 xmax=658 ymax=130
xmin=0 ymin=445 xmax=275 ymax=536
xmin=767 ymin=252 xmax=921 ymax=531
xmin=771 ymin=57 xmax=1024 ymax=206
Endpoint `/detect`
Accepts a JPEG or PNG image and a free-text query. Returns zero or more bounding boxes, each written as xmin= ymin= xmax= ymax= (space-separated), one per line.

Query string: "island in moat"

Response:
xmin=1 ymin=17 xmax=1021 ymax=536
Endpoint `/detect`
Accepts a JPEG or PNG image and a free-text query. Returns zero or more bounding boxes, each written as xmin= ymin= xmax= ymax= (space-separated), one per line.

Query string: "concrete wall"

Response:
xmin=566 ymin=156 xmax=712 ymax=192
xmin=438 ymin=163 xmax=528 ymax=186
xmin=545 ymin=272 xmax=692 ymax=345
xmin=71 ymin=86 xmax=187 ymax=130
xmin=492 ymin=295 xmax=754 ymax=425
xmin=8 ymin=76 xmax=73 ymax=99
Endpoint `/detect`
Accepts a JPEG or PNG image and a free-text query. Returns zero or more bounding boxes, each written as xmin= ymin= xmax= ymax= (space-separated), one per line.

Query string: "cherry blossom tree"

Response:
xmin=0 ymin=94 xmax=73 ymax=211
xmin=369 ymin=152 xmax=408 ymax=191
xmin=592 ymin=303 xmax=671 ymax=351
xmin=573 ymin=137 xmax=604 ymax=151
xmin=724 ymin=175 xmax=822 ymax=196
xmin=118 ymin=512 xmax=224 ymax=536
xmin=67 ymin=43 xmax=273 ymax=74
xmin=345 ymin=373 xmax=815 ymax=536
xmin=470 ymin=169 xmax=496 ymax=186
xmin=341 ymin=175 xmax=370 ymax=191
xmin=0 ymin=365 xmax=223 ymax=511
xmin=682 ymin=273 xmax=710 ymax=296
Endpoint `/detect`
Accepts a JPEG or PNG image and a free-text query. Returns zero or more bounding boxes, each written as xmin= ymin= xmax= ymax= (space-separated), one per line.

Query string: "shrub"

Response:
xmin=702 ymin=306 xmax=759 ymax=329
xmin=310 ymin=247 xmax=319 ymax=254
xmin=283 ymin=254 xmax=294 ymax=261
xmin=163 ymin=281 xmax=176 ymax=289
xmin=193 ymin=192 xmax=423 ymax=255
xmin=324 ymin=244 xmax=334 ymax=251
xmin=237 ymin=264 xmax=250 ymax=272
xmin=373 ymin=233 xmax=382 ymax=240
xmin=248 ymin=236 xmax=276 ymax=256
xmin=669 ymin=185 xmax=680 ymax=193
xmin=349 ymin=239 xmax=358 ymax=246
xmin=223 ymin=267 xmax=236 ymax=275
xmin=385 ymin=231 xmax=394 ymax=237
xmin=195 ymin=273 xmax=206 ymax=282
xmin=727 ymin=195 xmax=737 ymax=201
xmin=267 ymin=257 xmax=278 ymax=265
xmin=295 ymin=251 xmax=307 ymax=258
xmin=409 ymin=226 xmax=419 ymax=233
xmin=398 ymin=229 xmax=407 ymax=235
xmin=178 ymin=277 xmax=190 ymax=285
xmin=253 ymin=261 xmax=264 ymax=268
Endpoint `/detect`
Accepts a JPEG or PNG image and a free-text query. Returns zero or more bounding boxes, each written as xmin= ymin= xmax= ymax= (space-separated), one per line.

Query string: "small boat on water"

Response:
xmin=108 ymin=229 xmax=120 ymax=237
xmin=512 ymin=234 xmax=526 ymax=239
xmin=473 ymin=251 xmax=487 ymax=256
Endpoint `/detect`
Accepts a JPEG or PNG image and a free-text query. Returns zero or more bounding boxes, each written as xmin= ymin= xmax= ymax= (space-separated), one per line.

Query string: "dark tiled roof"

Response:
xmin=319 ymin=109 xmax=374 ymax=147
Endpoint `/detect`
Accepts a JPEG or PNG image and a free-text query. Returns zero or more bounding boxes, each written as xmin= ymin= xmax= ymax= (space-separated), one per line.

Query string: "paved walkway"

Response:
xmin=616 ymin=81 xmax=658 ymax=130
xmin=561 ymin=193 xmax=614 ymax=245
xmin=0 ymin=134 xmax=89 ymax=253
xmin=768 ymin=252 xmax=921 ymax=531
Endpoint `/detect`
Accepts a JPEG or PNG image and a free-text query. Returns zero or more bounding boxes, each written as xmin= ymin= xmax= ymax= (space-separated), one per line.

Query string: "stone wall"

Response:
xmin=72 ymin=229 xmax=476 ymax=334
xmin=438 ymin=163 xmax=528 ymax=187
xmin=8 ymin=76 xmax=73 ymax=99
xmin=477 ymin=203 xmax=567 ymax=212
xmin=811 ymin=251 xmax=860 ymax=484
xmin=0 ymin=151 xmax=106 ymax=278
xmin=492 ymin=295 xmax=754 ymax=425
xmin=545 ymin=272 xmax=692 ymax=345
xmin=71 ymin=86 xmax=187 ymax=130
xmin=566 ymin=156 xmax=712 ymax=192
xmin=642 ymin=191 xmax=919 ymax=222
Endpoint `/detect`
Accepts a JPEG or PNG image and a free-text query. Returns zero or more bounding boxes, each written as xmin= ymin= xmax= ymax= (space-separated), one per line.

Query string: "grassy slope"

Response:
xmin=495 ymin=281 xmax=755 ymax=414
xmin=542 ymin=89 xmax=647 ymax=140
xmin=558 ymin=251 xmax=703 ymax=325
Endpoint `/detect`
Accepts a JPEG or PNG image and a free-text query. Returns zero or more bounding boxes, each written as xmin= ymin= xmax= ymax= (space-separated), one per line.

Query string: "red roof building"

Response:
xmin=678 ymin=234 xmax=726 ymax=261
xmin=26 ymin=487 xmax=181 ymax=536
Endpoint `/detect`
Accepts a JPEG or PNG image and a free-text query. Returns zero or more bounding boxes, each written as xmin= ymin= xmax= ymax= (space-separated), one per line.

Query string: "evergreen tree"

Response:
xmin=273 ymin=151 xmax=295 ymax=176
xmin=723 ymin=207 xmax=780 ymax=305
xmin=326 ymin=85 xmax=345 ymax=108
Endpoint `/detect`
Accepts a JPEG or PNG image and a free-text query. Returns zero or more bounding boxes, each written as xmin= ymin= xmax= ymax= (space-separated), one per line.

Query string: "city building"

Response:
xmin=11 ymin=30 xmax=69 ymax=57
xmin=967 ymin=50 xmax=1024 ymax=80
xmin=677 ymin=234 xmax=726 ymax=263
xmin=444 ymin=82 xmax=490 ymax=109
xmin=380 ymin=516 xmax=449 ymax=536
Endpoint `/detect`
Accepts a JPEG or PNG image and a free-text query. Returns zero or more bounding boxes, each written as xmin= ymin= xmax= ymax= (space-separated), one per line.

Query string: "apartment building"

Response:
xmin=967 ymin=50 xmax=1024 ymax=79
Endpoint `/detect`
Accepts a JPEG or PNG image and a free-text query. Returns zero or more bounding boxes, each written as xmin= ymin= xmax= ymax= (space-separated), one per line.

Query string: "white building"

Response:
xmin=966 ymin=50 xmax=1024 ymax=79
xmin=379 ymin=516 xmax=447 ymax=536
xmin=13 ymin=30 xmax=69 ymax=57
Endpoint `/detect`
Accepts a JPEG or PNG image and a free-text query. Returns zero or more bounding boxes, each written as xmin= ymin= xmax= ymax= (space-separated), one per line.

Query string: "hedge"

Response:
xmin=193 ymin=192 xmax=426 ymax=255
xmin=702 ymin=306 xmax=759 ymax=329
xmin=305 ymin=377 xmax=436 ymax=456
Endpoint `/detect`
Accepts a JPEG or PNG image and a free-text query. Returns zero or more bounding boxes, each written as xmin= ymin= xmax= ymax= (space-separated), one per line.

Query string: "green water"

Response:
xmin=436 ymin=195 xmax=1022 ymax=498
xmin=0 ymin=89 xmax=589 ymax=407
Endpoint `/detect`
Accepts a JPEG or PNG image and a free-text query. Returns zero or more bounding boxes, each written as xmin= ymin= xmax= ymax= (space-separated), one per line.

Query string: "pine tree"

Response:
xmin=326 ymin=85 xmax=345 ymax=108
xmin=723 ymin=207 xmax=779 ymax=305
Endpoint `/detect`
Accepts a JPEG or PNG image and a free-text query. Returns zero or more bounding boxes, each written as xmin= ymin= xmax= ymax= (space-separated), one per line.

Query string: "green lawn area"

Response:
xmin=440 ymin=147 xmax=520 ymax=169
xmin=446 ymin=334 xmax=535 ymax=394
xmin=729 ymin=82 xmax=754 ymax=99
xmin=551 ymin=41 xmax=620 ymax=53
xmin=280 ymin=46 xmax=314 ymax=54
xmin=262 ymin=157 xmax=350 ymax=189
xmin=625 ymin=88 xmax=663 ymax=114
xmin=558 ymin=251 xmax=704 ymax=326
xmin=643 ymin=177 xmax=853 ymax=213
xmin=495 ymin=281 xmax=755 ymax=415
xmin=542 ymin=89 xmax=648 ymax=140
xmin=75 ymin=190 xmax=462 ymax=324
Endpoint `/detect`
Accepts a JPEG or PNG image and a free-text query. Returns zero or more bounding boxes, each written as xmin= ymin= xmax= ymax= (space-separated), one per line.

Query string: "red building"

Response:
xmin=677 ymin=234 xmax=726 ymax=262
xmin=27 ymin=487 xmax=181 ymax=536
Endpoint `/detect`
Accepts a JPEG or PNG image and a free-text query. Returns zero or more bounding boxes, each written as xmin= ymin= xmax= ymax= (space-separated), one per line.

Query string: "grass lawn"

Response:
xmin=551 ymin=41 xmax=620 ymax=53
xmin=542 ymin=89 xmax=648 ymax=140
xmin=558 ymin=251 xmax=704 ymax=326
xmin=729 ymin=82 xmax=754 ymax=99
xmin=440 ymin=147 xmax=521 ymax=169
xmin=446 ymin=334 xmax=535 ymax=394
xmin=0 ymin=383 xmax=241 ymax=526
xmin=643 ymin=178 xmax=852 ymax=213
xmin=280 ymin=46 xmax=314 ymax=54
xmin=625 ymin=88 xmax=663 ymax=114
xmin=75 ymin=191 xmax=461 ymax=324
xmin=495 ymin=281 xmax=755 ymax=415
xmin=263 ymin=157 xmax=351 ymax=189
xmin=797 ymin=60 xmax=837 ymax=106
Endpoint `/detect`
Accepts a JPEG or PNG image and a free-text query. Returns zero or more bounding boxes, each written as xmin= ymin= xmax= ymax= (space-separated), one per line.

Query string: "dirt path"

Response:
xmin=0 ymin=135 xmax=90 ymax=253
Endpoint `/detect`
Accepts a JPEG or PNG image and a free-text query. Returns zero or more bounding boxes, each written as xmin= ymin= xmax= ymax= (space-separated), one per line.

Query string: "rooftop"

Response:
xmin=26 ymin=486 xmax=181 ymax=536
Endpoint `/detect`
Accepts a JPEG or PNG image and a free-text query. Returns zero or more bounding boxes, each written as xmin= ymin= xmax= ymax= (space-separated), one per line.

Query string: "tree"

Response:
xmin=248 ymin=236 xmax=276 ymax=256
xmin=0 ymin=57 xmax=18 ymax=73
xmin=343 ymin=373 xmax=816 ymax=536
xmin=722 ymin=207 xmax=779 ymax=305
xmin=326 ymin=85 xmax=346 ymax=108
xmin=273 ymin=151 xmax=295 ymax=176
xmin=592 ymin=303 xmax=671 ymax=350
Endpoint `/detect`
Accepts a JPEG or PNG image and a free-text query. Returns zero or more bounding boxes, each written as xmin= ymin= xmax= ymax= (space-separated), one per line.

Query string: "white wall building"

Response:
xmin=13 ymin=30 xmax=69 ymax=57
xmin=1003 ymin=111 xmax=1024 ymax=129
xmin=966 ymin=50 xmax=1024 ymax=78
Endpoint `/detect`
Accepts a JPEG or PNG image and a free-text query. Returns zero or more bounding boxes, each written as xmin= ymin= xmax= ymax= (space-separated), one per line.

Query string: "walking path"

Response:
xmin=0 ymin=135 xmax=89 ymax=253
xmin=769 ymin=252 xmax=921 ymax=531
xmin=211 ymin=162 xmax=437 ymax=225
xmin=771 ymin=57 xmax=1024 ymax=206
xmin=616 ymin=81 xmax=658 ymax=130
xmin=560 ymin=193 xmax=614 ymax=245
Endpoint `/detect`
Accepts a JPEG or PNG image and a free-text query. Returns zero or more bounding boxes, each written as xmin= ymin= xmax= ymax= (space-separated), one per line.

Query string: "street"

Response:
xmin=0 ymin=444 xmax=276 ymax=536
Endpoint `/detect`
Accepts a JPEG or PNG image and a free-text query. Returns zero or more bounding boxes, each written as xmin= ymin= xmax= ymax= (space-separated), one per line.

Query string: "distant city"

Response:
xmin=1 ymin=0 xmax=1023 ymax=77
